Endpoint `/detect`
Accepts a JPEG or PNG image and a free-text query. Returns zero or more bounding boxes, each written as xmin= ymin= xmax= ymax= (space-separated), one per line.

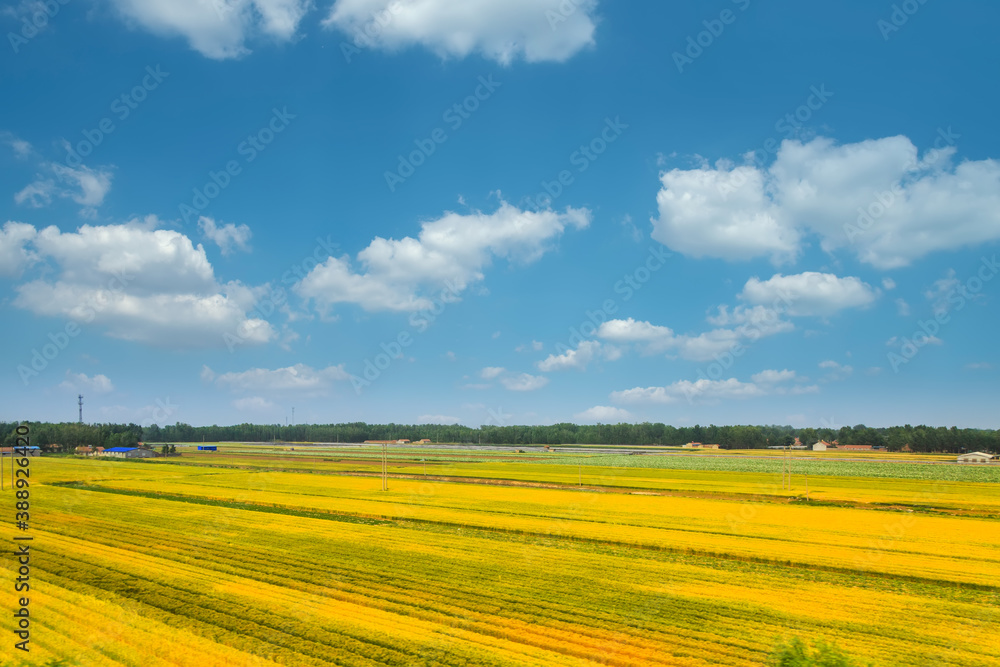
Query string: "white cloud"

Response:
xmin=924 ymin=269 xmax=974 ymax=316
xmin=500 ymin=372 xmax=548 ymax=392
xmin=751 ymin=369 xmax=796 ymax=384
xmin=214 ymin=364 xmax=351 ymax=394
xmin=323 ymin=0 xmax=599 ymax=64
xmin=895 ymin=298 xmax=911 ymax=316
xmin=0 ymin=221 xmax=38 ymax=276
xmin=50 ymin=164 xmax=113 ymax=207
xmin=653 ymin=164 xmax=800 ymax=264
xmin=480 ymin=366 xmax=505 ymax=380
xmin=11 ymin=222 xmax=275 ymax=347
xmin=882 ymin=278 xmax=896 ymax=290
xmin=818 ymin=360 xmax=854 ymax=382
xmin=536 ymin=340 xmax=611 ymax=372
xmin=965 ymin=362 xmax=992 ymax=370
xmin=10 ymin=139 xmax=31 ymax=158
xmin=651 ymin=136 xmax=1000 ymax=269
xmin=597 ymin=315 xmax=788 ymax=363
xmin=574 ymin=405 xmax=633 ymax=422
xmin=233 ymin=396 xmax=275 ymax=411
xmin=417 ymin=414 xmax=462 ymax=424
xmin=515 ymin=340 xmax=544 ymax=352
xmin=108 ymin=0 xmax=312 ymax=59
xmin=13 ymin=180 xmax=55 ymax=208
xmin=705 ymin=305 xmax=795 ymax=337
xmin=0 ymin=132 xmax=34 ymax=159
xmin=295 ymin=201 xmax=589 ymax=313
xmin=59 ymin=370 xmax=114 ymax=394
xmin=199 ymin=216 xmax=252 ymax=255
xmin=597 ymin=318 xmax=674 ymax=347
xmin=740 ymin=272 xmax=878 ymax=317
xmin=16 ymin=164 xmax=113 ymax=212
xmin=611 ymin=378 xmax=764 ymax=405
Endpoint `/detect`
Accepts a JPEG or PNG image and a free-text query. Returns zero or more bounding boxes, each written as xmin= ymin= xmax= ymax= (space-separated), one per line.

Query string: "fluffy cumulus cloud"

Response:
xmin=597 ymin=316 xmax=779 ymax=363
xmin=653 ymin=164 xmax=801 ymax=264
xmin=108 ymin=0 xmax=312 ymax=59
xmin=499 ymin=372 xmax=548 ymax=392
xmin=611 ymin=378 xmax=764 ymax=405
xmin=323 ymin=0 xmax=599 ymax=64
xmin=480 ymin=366 xmax=506 ymax=380
xmin=589 ymin=270 xmax=875 ymax=365
xmin=295 ymin=201 xmax=590 ymax=313
xmin=574 ymin=405 xmax=633 ymax=422
xmin=652 ymin=135 xmax=1000 ymax=268
xmin=611 ymin=373 xmax=818 ymax=405
xmin=199 ymin=216 xmax=252 ymax=255
xmin=10 ymin=222 xmax=276 ymax=347
xmin=536 ymin=340 xmax=616 ymax=372
xmin=751 ymin=369 xmax=796 ymax=384
xmin=0 ymin=222 xmax=38 ymax=276
xmin=740 ymin=272 xmax=878 ymax=317
xmin=212 ymin=363 xmax=351 ymax=394
xmin=597 ymin=318 xmax=674 ymax=348
xmin=59 ymin=370 xmax=114 ymax=394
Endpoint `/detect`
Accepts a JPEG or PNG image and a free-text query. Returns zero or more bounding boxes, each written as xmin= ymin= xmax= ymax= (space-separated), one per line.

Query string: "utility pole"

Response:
xmin=78 ymin=394 xmax=83 ymax=424
xmin=381 ymin=443 xmax=388 ymax=491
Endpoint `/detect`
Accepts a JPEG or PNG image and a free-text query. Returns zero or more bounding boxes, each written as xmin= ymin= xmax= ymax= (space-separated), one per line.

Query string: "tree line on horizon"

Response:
xmin=2 ymin=420 xmax=997 ymax=454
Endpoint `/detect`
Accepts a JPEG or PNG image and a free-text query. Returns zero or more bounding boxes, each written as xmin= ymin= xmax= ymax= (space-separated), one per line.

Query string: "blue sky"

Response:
xmin=1 ymin=0 xmax=998 ymax=429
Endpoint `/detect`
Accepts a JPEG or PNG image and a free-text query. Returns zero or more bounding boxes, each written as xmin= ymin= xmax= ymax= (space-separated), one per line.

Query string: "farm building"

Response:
xmin=682 ymin=442 xmax=702 ymax=448
xmin=812 ymin=442 xmax=828 ymax=451
xmin=99 ymin=447 xmax=158 ymax=459
xmin=957 ymin=452 xmax=996 ymax=464
xmin=700 ymin=444 xmax=720 ymax=449
xmin=418 ymin=439 xmax=432 ymax=443
xmin=396 ymin=439 xmax=410 ymax=444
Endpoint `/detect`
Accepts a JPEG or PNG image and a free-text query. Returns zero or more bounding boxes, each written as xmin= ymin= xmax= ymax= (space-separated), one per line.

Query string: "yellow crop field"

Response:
xmin=3 ymin=453 xmax=998 ymax=666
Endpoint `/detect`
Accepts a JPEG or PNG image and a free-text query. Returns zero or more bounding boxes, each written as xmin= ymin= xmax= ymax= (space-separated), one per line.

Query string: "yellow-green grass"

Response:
xmin=119 ymin=453 xmax=1000 ymax=514
xmin=12 ymin=457 xmax=998 ymax=666
xmin=62 ymin=466 xmax=1000 ymax=586
xmin=5 ymin=474 xmax=999 ymax=666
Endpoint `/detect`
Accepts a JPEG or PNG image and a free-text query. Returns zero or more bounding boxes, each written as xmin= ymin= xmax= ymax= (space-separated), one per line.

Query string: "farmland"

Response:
xmin=2 ymin=445 xmax=999 ymax=666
